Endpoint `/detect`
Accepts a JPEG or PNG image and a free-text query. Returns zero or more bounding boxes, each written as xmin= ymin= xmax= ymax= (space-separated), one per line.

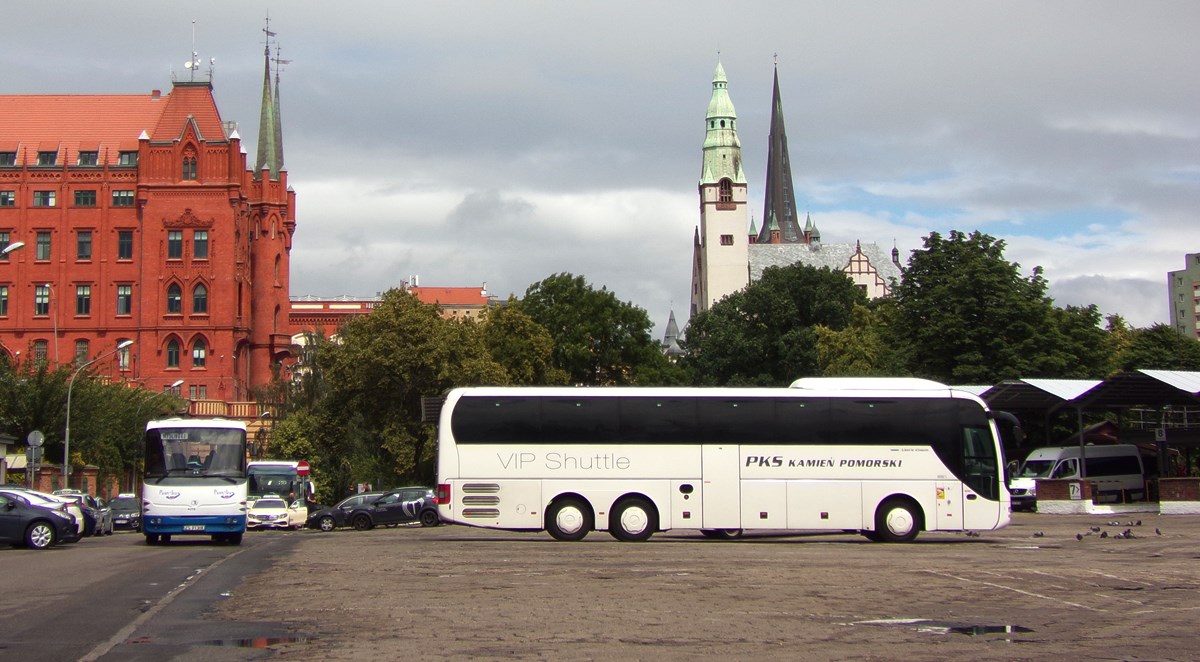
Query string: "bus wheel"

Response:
xmin=609 ymin=497 xmax=658 ymax=542
xmin=874 ymin=498 xmax=921 ymax=543
xmin=702 ymin=528 xmax=743 ymax=540
xmin=546 ymin=497 xmax=592 ymax=542
xmin=144 ymin=534 xmax=159 ymax=545
xmin=228 ymin=533 xmax=243 ymax=546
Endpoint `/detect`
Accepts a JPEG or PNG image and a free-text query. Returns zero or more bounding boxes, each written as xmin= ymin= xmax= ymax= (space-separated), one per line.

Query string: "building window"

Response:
xmin=74 ymin=190 xmax=97 ymax=207
xmin=166 ymin=339 xmax=180 ymax=368
xmin=112 ymin=190 xmax=134 ymax=207
xmin=0 ymin=152 xmax=15 ymax=167
xmin=74 ymin=339 xmax=90 ymax=365
xmin=720 ymin=234 xmax=734 ymax=246
xmin=0 ymin=232 xmax=10 ymax=259
xmin=117 ymin=341 xmax=131 ymax=370
xmin=192 ymin=339 xmax=207 ymax=368
xmin=0 ymin=286 xmax=7 ymax=317
xmin=75 ymin=285 xmax=91 ymax=316
xmin=166 ymin=283 xmax=182 ymax=314
xmin=0 ymin=191 xmax=14 ymax=207
xmin=77 ymin=151 xmax=99 ymax=166
xmin=719 ymin=179 xmax=733 ymax=203
xmin=33 ymin=339 xmax=47 ymax=362
xmin=34 ymin=285 xmax=49 ymax=316
xmin=37 ymin=151 xmax=58 ymax=166
xmin=193 ymin=231 xmax=208 ymax=259
xmin=36 ymin=232 xmax=51 ymax=260
xmin=117 ymin=230 xmax=133 ymax=260
xmin=167 ymin=231 xmax=183 ymax=259
xmin=33 ymin=191 xmax=56 ymax=207
xmin=116 ymin=284 xmax=132 ymax=315
xmin=118 ymin=151 xmax=138 ymax=166
xmin=76 ymin=231 xmax=92 ymax=260
xmin=192 ymin=283 xmax=208 ymax=314
xmin=182 ymin=156 xmax=197 ymax=181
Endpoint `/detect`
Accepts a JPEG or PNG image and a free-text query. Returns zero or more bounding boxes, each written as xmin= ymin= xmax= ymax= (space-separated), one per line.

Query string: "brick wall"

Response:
xmin=1159 ymin=478 xmax=1200 ymax=501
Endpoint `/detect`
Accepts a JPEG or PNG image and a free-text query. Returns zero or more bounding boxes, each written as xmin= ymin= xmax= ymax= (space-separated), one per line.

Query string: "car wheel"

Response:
xmin=874 ymin=498 xmax=922 ymax=543
xmin=546 ymin=497 xmax=592 ymax=542
xmin=352 ymin=514 xmax=373 ymax=531
xmin=317 ymin=515 xmax=336 ymax=532
xmin=608 ymin=497 xmax=658 ymax=542
xmin=26 ymin=521 xmax=57 ymax=550
xmin=419 ymin=510 xmax=440 ymax=527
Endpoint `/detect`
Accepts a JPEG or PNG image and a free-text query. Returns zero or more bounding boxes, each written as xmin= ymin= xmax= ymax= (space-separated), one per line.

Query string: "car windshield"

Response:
xmin=1018 ymin=460 xmax=1055 ymax=478
xmin=254 ymin=499 xmax=286 ymax=509
xmin=110 ymin=497 xmax=139 ymax=512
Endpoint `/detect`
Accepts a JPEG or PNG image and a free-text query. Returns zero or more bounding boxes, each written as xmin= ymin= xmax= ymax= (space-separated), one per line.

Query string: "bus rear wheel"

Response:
xmin=609 ymin=497 xmax=658 ymax=542
xmin=874 ymin=498 xmax=922 ymax=543
xmin=546 ymin=497 xmax=592 ymax=542
xmin=700 ymin=529 xmax=743 ymax=540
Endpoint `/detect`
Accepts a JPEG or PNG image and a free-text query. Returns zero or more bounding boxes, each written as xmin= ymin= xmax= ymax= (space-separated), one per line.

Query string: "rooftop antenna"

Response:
xmin=183 ymin=20 xmax=201 ymax=81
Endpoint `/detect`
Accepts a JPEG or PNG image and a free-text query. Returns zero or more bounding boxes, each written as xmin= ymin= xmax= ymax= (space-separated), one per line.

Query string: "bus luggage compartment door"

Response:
xmin=934 ymin=481 xmax=962 ymax=530
xmin=701 ymin=445 xmax=741 ymax=529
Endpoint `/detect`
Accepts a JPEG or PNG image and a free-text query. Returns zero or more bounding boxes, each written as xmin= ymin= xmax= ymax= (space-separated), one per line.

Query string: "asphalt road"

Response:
xmin=0 ymin=529 xmax=303 ymax=662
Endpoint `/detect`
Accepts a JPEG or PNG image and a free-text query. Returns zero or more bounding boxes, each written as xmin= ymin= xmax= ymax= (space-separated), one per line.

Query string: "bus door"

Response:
xmin=962 ymin=426 xmax=1003 ymax=530
xmin=701 ymin=445 xmax=741 ymax=529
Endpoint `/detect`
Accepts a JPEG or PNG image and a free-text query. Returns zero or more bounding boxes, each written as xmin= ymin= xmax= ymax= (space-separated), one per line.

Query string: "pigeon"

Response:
xmin=1123 ymin=529 xmax=1134 ymax=539
xmin=1113 ymin=532 xmax=1124 ymax=539
xmin=1032 ymin=531 xmax=1044 ymax=538
xmin=1156 ymin=528 xmax=1162 ymax=536
xmin=1136 ymin=520 xmax=1142 ymax=526
xmin=1100 ymin=531 xmax=1108 ymax=538
xmin=1090 ymin=526 xmax=1101 ymax=533
xmin=1075 ymin=533 xmax=1083 ymax=541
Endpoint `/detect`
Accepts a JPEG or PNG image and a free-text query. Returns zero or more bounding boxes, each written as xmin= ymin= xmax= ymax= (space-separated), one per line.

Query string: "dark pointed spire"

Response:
xmin=273 ymin=44 xmax=288 ymax=174
xmin=758 ymin=61 xmax=803 ymax=244
xmin=254 ymin=19 xmax=281 ymax=179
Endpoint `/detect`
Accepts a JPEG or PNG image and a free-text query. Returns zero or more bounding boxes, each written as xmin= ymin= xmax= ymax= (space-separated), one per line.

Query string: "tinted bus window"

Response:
xmin=619 ymin=397 xmax=698 ymax=444
xmin=453 ymin=396 xmax=541 ymax=443
xmin=697 ymin=398 xmax=777 ymax=443
xmin=542 ymin=397 xmax=619 ymax=444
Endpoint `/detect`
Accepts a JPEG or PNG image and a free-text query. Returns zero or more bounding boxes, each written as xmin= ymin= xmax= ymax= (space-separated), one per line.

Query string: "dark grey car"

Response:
xmin=346 ymin=487 xmax=440 ymax=531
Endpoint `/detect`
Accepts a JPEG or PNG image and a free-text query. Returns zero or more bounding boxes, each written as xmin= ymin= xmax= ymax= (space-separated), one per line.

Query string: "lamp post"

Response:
xmin=64 ymin=339 xmax=134 ymax=487
xmin=1 ymin=240 xmax=24 ymax=257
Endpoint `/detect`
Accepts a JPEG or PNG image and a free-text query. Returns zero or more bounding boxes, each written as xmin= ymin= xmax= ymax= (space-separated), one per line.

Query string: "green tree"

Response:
xmin=320 ymin=289 xmax=507 ymax=486
xmin=1113 ymin=324 xmax=1200 ymax=371
xmin=814 ymin=304 xmax=907 ymax=376
xmin=683 ymin=264 xmax=867 ymax=385
xmin=517 ymin=273 xmax=665 ymax=385
xmin=480 ymin=301 xmax=569 ymax=385
xmin=891 ymin=230 xmax=1103 ymax=383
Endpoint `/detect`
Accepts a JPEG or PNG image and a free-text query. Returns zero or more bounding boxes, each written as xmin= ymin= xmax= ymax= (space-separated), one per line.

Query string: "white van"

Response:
xmin=1009 ymin=444 xmax=1145 ymax=510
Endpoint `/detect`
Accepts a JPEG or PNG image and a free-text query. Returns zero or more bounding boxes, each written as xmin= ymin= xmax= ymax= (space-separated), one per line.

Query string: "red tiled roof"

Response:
xmin=0 ymin=83 xmax=225 ymax=166
xmin=409 ymin=287 xmax=490 ymax=307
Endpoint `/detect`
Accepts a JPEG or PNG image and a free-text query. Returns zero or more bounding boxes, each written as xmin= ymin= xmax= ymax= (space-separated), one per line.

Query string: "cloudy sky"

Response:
xmin=6 ymin=2 xmax=1197 ymax=337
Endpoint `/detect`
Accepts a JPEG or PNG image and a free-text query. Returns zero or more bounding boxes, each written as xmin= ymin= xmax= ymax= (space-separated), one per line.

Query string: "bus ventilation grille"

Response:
xmin=462 ymin=483 xmax=501 ymax=494
xmin=461 ymin=495 xmax=500 ymax=506
xmin=462 ymin=508 xmax=501 ymax=519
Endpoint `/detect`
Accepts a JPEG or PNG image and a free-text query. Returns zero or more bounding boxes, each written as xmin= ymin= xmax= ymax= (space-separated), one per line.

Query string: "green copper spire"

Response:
xmin=700 ymin=58 xmax=745 ymax=185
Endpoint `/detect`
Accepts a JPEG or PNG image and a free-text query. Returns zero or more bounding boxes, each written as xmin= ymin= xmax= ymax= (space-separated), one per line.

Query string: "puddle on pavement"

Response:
xmin=855 ymin=619 xmax=1033 ymax=638
xmin=202 ymin=636 xmax=313 ymax=648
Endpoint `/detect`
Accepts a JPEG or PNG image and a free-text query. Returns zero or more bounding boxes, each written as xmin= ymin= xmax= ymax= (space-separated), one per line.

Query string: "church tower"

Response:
xmin=758 ymin=62 xmax=805 ymax=244
xmin=690 ymin=59 xmax=749 ymax=316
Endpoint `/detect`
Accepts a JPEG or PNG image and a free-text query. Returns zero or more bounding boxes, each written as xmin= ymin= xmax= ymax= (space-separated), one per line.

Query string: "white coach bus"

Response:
xmin=435 ymin=378 xmax=1018 ymax=543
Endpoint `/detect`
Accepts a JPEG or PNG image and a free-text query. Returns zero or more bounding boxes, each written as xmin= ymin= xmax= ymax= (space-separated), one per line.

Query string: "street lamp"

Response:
xmin=64 ymin=339 xmax=134 ymax=487
xmin=1 ymin=240 xmax=25 ymax=256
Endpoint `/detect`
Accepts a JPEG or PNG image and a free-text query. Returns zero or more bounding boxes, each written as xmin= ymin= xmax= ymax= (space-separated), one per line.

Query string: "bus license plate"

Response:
xmin=183 ymin=525 xmax=205 ymax=531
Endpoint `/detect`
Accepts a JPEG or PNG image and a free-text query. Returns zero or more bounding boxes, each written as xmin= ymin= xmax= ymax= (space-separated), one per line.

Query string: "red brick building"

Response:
xmin=289 ymin=283 xmax=496 ymax=339
xmin=0 ymin=48 xmax=295 ymax=403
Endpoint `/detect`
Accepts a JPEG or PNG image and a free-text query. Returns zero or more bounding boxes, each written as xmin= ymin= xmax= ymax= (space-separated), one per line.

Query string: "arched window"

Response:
xmin=718 ymin=179 xmax=733 ymax=203
xmin=166 ymin=283 xmax=182 ymax=314
xmin=182 ymin=156 xmax=196 ymax=181
xmin=192 ymin=283 xmax=208 ymax=314
xmin=166 ymin=339 xmax=180 ymax=368
xmin=192 ymin=339 xmax=207 ymax=368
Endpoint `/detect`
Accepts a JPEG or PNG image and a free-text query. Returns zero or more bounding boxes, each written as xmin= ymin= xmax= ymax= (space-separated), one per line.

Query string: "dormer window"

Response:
xmin=78 ymin=151 xmax=99 ymax=166
xmin=118 ymin=151 xmax=138 ymax=166
xmin=0 ymin=152 xmax=15 ymax=166
xmin=37 ymin=151 xmax=58 ymax=166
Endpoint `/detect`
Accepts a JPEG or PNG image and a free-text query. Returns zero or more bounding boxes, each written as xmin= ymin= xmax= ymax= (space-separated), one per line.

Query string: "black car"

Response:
xmin=345 ymin=487 xmax=440 ymax=531
xmin=307 ymin=491 xmax=383 ymax=532
xmin=0 ymin=492 xmax=78 ymax=549
xmin=109 ymin=495 xmax=141 ymax=531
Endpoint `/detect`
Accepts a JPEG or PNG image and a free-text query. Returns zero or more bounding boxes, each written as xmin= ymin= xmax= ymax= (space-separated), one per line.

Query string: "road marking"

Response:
xmin=921 ymin=569 xmax=1105 ymax=612
xmin=78 ymin=544 xmax=254 ymax=661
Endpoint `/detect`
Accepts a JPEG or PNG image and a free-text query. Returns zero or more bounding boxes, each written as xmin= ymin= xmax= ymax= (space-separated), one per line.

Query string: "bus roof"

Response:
xmin=145 ymin=417 xmax=248 ymax=431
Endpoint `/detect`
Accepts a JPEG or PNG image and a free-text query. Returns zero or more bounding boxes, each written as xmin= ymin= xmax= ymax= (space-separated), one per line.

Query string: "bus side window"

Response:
xmin=1052 ymin=459 xmax=1078 ymax=479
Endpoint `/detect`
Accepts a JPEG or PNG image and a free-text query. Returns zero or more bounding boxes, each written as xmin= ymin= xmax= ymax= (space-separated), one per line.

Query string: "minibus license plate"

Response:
xmin=183 ymin=525 xmax=205 ymax=531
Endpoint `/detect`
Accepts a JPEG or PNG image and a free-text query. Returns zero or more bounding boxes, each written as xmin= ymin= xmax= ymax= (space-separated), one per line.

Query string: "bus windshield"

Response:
xmin=144 ymin=427 xmax=246 ymax=478
xmin=248 ymin=471 xmax=301 ymax=501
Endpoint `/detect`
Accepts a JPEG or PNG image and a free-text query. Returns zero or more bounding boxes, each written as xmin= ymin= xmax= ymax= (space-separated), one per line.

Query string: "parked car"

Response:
xmin=345 ymin=487 xmax=440 ymax=531
xmin=53 ymin=491 xmax=104 ymax=537
xmin=109 ymin=494 xmax=141 ymax=531
xmin=247 ymin=496 xmax=294 ymax=530
xmin=306 ymin=491 xmax=384 ymax=532
xmin=0 ymin=492 xmax=79 ymax=549
xmin=0 ymin=489 xmax=84 ymax=541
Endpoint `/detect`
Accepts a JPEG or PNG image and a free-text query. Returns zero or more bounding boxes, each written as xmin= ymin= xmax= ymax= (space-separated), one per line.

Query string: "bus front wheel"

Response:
xmin=546 ymin=497 xmax=592 ymax=542
xmin=874 ymin=498 xmax=922 ymax=543
xmin=609 ymin=497 xmax=658 ymax=542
